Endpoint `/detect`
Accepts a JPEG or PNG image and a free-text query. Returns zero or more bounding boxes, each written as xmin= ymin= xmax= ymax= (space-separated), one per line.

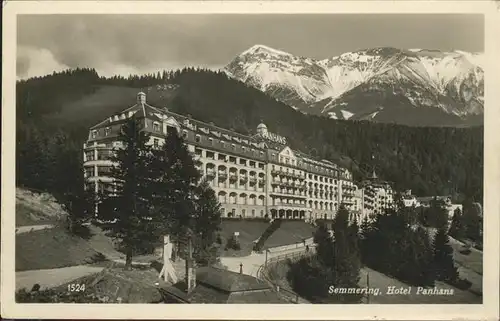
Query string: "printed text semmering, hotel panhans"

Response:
xmin=83 ymin=92 xmax=394 ymax=221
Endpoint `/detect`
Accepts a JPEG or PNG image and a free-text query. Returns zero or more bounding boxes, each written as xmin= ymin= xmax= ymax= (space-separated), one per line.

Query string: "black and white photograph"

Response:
xmin=2 ymin=1 xmax=499 ymax=320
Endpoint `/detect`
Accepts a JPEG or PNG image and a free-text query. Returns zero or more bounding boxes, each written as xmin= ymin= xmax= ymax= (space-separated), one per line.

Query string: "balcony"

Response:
xmin=272 ymin=202 xmax=307 ymax=208
xmin=218 ymin=172 xmax=228 ymax=179
xmin=206 ymin=170 xmax=216 ymax=177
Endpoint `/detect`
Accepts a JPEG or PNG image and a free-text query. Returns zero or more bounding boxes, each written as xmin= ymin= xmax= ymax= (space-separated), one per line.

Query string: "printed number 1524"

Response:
xmin=68 ymin=284 xmax=85 ymax=292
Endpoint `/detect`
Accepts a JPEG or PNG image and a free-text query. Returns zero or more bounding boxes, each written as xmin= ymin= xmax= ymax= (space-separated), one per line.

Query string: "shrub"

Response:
xmin=451 ymin=278 xmax=472 ymax=290
xmin=459 ymin=249 xmax=471 ymax=255
xmin=216 ymin=233 xmax=222 ymax=245
xmin=16 ymin=288 xmax=103 ymax=303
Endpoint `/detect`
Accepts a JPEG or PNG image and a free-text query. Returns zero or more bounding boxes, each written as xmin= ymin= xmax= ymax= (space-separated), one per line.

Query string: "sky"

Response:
xmin=17 ymin=14 xmax=484 ymax=80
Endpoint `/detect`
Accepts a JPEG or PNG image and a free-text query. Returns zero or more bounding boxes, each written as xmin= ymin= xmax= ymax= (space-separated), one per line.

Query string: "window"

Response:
xmin=167 ymin=126 xmax=177 ymax=135
xmin=242 ymin=209 xmax=246 ymax=217
xmin=85 ymin=167 xmax=95 ymax=178
xmin=182 ymin=130 xmax=188 ymax=139
xmin=153 ymin=138 xmax=159 ymax=149
xmin=91 ymin=130 xmax=97 ymax=138
xmin=221 ymin=208 xmax=226 ymax=216
xmin=209 ymin=138 xmax=213 ymax=145
xmin=221 ymin=140 xmax=225 ymax=148
xmin=260 ymin=210 xmax=264 ymax=217
xmin=85 ymin=151 xmax=95 ymax=161
xmin=251 ymin=209 xmax=255 ymax=217
xmin=195 ymin=135 xmax=201 ymax=143
xmin=231 ymin=144 xmax=236 ymax=150
xmin=232 ymin=209 xmax=236 ymax=215
xmin=104 ymin=127 xmax=111 ymax=136
xmin=242 ymin=146 xmax=246 ymax=152
xmin=153 ymin=122 xmax=160 ymax=132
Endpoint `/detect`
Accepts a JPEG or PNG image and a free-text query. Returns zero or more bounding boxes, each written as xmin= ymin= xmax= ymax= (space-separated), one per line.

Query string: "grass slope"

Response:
xmin=264 ymin=221 xmax=315 ymax=249
xmin=219 ymin=219 xmax=270 ymax=257
xmin=16 ymin=226 xmax=106 ymax=271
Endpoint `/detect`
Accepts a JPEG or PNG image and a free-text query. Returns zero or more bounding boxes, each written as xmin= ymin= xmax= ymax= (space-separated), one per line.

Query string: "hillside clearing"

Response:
xmin=16 ymin=226 xmax=107 ymax=271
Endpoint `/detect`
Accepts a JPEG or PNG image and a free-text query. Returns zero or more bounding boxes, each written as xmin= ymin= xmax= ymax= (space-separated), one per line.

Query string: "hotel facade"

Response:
xmin=83 ymin=92 xmax=366 ymax=221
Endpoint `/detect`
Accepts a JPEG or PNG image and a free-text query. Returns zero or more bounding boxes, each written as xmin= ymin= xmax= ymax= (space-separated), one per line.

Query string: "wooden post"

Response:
xmin=366 ymin=271 xmax=370 ymax=304
xmin=185 ymin=234 xmax=196 ymax=293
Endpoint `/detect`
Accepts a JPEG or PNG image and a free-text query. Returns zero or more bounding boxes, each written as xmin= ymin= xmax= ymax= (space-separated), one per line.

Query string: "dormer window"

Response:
xmin=231 ymin=144 xmax=235 ymax=150
xmin=153 ymin=122 xmax=160 ymax=132
xmin=104 ymin=127 xmax=110 ymax=136
xmin=92 ymin=130 xmax=97 ymax=138
xmin=182 ymin=130 xmax=188 ymax=139
xmin=209 ymin=138 xmax=213 ymax=145
xmin=195 ymin=134 xmax=201 ymax=143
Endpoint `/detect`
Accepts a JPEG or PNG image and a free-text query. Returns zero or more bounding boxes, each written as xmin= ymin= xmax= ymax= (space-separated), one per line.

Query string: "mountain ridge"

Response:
xmin=224 ymin=45 xmax=484 ymax=126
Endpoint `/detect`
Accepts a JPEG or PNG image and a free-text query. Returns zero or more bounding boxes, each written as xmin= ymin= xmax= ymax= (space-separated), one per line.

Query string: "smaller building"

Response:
xmin=159 ymin=266 xmax=287 ymax=303
xmin=360 ymin=170 xmax=395 ymax=219
xmin=402 ymin=195 xmax=420 ymax=208
xmin=416 ymin=196 xmax=452 ymax=208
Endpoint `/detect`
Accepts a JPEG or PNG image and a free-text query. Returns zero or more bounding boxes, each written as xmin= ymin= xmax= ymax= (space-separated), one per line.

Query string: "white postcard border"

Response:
xmin=2 ymin=1 xmax=499 ymax=320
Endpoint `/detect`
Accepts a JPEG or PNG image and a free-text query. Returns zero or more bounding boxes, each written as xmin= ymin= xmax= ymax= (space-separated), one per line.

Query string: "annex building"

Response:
xmin=83 ymin=92 xmax=384 ymax=221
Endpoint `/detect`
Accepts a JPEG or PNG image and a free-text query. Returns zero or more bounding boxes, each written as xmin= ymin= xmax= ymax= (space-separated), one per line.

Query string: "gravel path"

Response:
xmin=16 ymin=265 xmax=104 ymax=291
xmin=15 ymin=224 xmax=54 ymax=235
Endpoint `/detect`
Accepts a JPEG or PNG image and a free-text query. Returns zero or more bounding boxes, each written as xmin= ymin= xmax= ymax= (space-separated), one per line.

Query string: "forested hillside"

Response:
xmin=15 ymin=68 xmax=483 ymax=202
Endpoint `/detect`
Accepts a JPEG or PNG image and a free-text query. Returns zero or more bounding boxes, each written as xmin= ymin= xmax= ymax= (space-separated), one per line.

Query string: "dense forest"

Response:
xmin=16 ymin=68 xmax=483 ymax=202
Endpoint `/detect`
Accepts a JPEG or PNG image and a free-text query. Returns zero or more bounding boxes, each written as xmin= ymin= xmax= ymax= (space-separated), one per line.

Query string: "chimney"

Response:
xmin=185 ymin=232 xmax=196 ymax=293
xmin=137 ymin=92 xmax=146 ymax=105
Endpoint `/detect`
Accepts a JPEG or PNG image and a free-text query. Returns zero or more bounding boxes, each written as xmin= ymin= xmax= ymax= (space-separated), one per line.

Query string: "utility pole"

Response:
xmin=366 ymin=271 xmax=370 ymax=304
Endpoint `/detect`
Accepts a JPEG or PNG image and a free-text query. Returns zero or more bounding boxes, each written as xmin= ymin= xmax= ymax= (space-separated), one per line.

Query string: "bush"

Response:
xmin=451 ymin=278 xmax=472 ymax=291
xmin=216 ymin=233 xmax=222 ymax=245
xmin=16 ymin=288 xmax=103 ymax=303
xmin=459 ymin=249 xmax=471 ymax=255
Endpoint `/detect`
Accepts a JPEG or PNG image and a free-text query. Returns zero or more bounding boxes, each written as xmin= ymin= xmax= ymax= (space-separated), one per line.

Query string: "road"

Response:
xmin=15 ymin=224 xmax=54 ymax=235
xmin=220 ymin=246 xmax=309 ymax=277
xmin=16 ymin=265 xmax=104 ymax=291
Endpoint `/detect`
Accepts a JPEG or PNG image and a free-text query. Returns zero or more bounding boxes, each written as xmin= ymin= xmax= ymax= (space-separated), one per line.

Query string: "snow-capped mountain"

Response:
xmin=224 ymin=45 xmax=484 ymax=126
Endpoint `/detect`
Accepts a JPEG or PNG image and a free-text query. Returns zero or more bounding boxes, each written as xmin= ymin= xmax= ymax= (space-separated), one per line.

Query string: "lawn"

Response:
xmin=263 ymin=220 xmax=315 ymax=249
xmin=15 ymin=203 xmax=64 ymax=227
xmin=219 ymin=219 xmax=270 ymax=257
xmin=16 ymin=226 xmax=106 ymax=271
xmin=15 ymin=188 xmax=67 ymax=227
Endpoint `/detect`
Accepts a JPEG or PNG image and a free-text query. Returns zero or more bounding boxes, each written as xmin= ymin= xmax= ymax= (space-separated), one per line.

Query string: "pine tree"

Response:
xmin=406 ymin=226 xmax=435 ymax=286
xmin=313 ymin=222 xmax=334 ymax=267
xmin=462 ymin=200 xmax=482 ymax=243
xmin=98 ymin=118 xmax=157 ymax=269
xmin=448 ymin=207 xmax=464 ymax=240
xmin=331 ymin=205 xmax=362 ymax=303
xmin=150 ymin=128 xmax=201 ymax=257
xmin=432 ymin=227 xmax=459 ymax=283
xmin=192 ymin=178 xmax=222 ymax=265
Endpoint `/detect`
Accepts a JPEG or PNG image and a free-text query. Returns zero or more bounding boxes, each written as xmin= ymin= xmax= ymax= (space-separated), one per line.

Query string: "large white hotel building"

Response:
xmin=83 ymin=92 xmax=392 ymax=221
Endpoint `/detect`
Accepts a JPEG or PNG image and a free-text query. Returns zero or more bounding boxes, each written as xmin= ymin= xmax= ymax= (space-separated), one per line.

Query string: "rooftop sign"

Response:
xmin=262 ymin=131 xmax=287 ymax=145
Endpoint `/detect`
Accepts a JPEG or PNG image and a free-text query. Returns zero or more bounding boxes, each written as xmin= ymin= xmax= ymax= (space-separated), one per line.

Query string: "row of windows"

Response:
xmin=188 ymin=131 xmax=265 ymax=158
xmin=199 ymin=150 xmax=265 ymax=169
xmin=222 ymin=208 xmax=265 ymax=218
